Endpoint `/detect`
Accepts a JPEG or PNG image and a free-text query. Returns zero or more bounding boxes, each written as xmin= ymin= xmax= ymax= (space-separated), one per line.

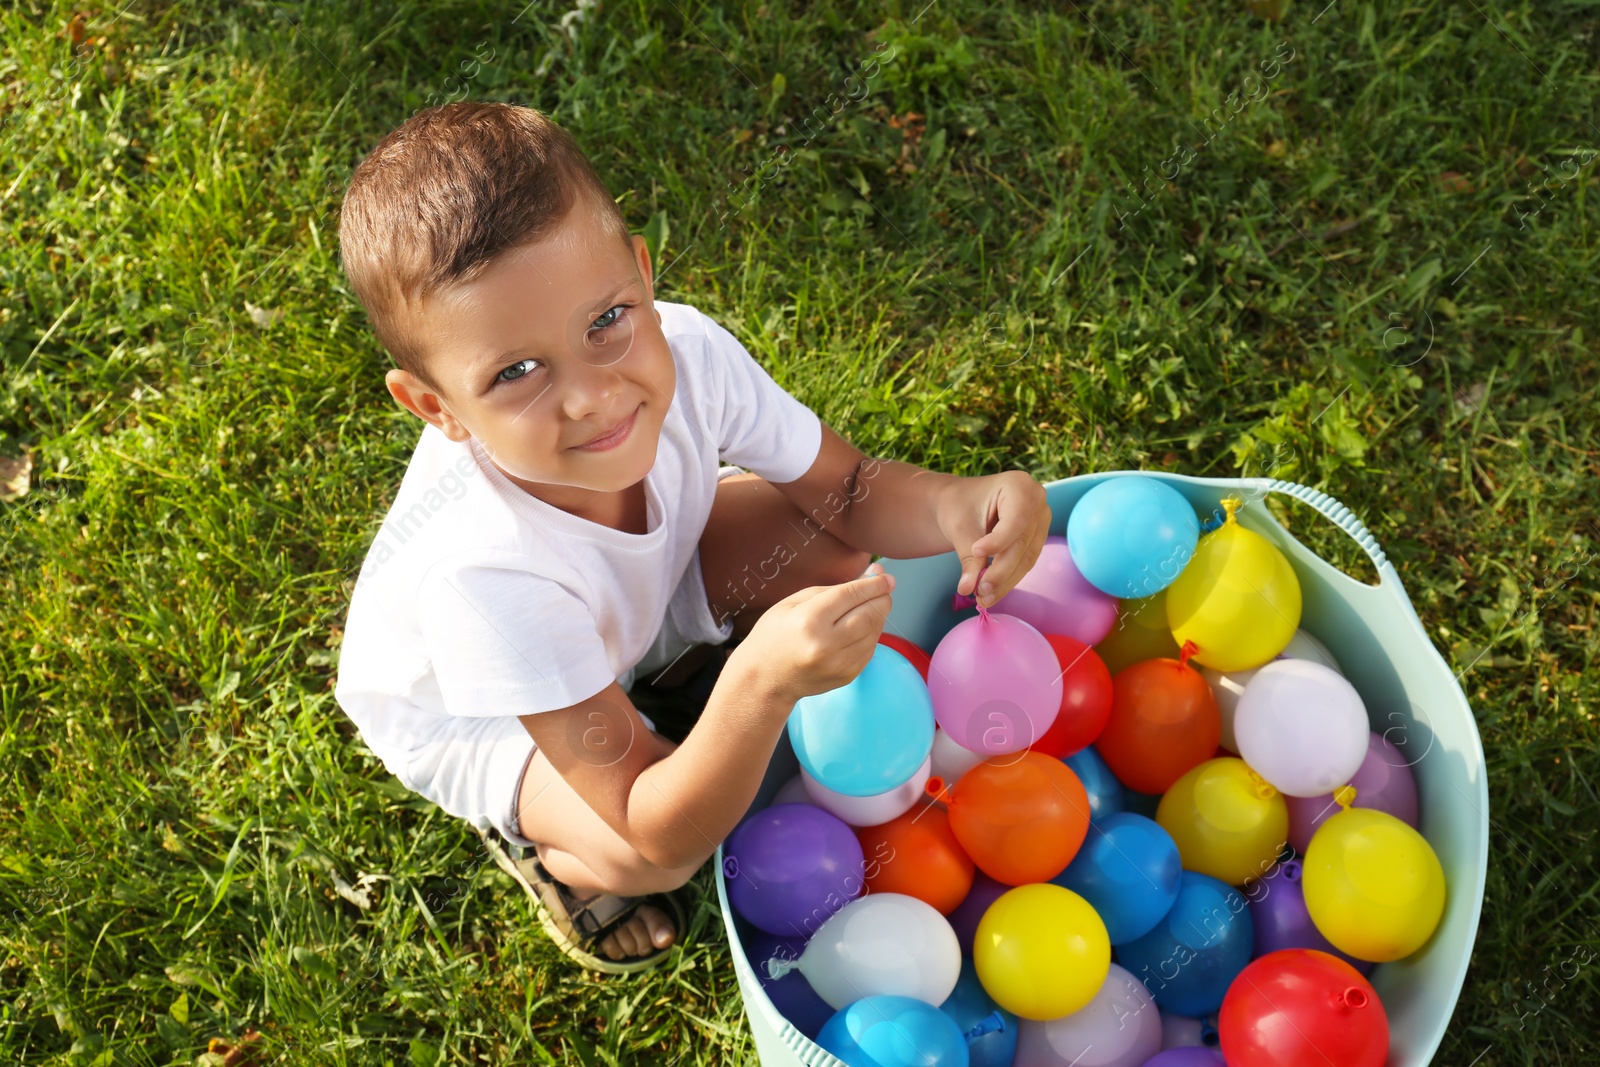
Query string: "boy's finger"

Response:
xmin=975 ymin=511 xmax=1050 ymax=606
xmin=835 ymin=580 xmax=894 ymax=627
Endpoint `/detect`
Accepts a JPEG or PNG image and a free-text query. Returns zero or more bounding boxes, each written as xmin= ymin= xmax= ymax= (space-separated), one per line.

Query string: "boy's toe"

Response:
xmin=596 ymin=905 xmax=676 ymax=960
xmin=642 ymin=903 xmax=677 ymax=948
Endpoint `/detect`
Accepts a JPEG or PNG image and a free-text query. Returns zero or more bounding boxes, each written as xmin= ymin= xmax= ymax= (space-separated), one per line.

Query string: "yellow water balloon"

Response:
xmin=1303 ymin=806 xmax=1446 ymax=962
xmin=1166 ymin=496 xmax=1301 ymax=671
xmin=1156 ymin=757 xmax=1288 ymax=886
xmin=1096 ymin=589 xmax=1182 ymax=676
xmin=973 ymin=883 xmax=1110 ymax=1020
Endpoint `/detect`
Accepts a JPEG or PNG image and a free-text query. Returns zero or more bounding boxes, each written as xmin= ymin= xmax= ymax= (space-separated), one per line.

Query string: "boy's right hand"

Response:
xmin=731 ymin=561 xmax=896 ymax=702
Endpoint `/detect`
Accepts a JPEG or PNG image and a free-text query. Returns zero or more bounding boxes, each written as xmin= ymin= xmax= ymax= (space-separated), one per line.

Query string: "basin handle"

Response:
xmin=1264 ymin=478 xmax=1389 ymax=575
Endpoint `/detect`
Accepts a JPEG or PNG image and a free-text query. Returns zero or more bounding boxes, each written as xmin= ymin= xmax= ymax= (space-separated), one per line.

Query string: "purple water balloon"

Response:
xmin=992 ymin=535 xmax=1119 ymax=646
xmin=723 ymin=803 xmax=865 ymax=937
xmin=1158 ymin=1011 xmax=1218 ymax=1051
xmin=1248 ymin=859 xmax=1375 ymax=976
xmin=947 ymin=870 xmax=1009 ymax=957
xmin=1285 ymin=730 xmax=1420 ymax=853
xmin=1143 ymin=1050 xmax=1226 ymax=1066
xmin=745 ymin=930 xmax=834 ymax=1040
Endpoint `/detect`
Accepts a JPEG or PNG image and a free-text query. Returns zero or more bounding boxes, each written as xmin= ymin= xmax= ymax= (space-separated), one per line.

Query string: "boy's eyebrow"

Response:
xmin=473 ymin=279 xmax=638 ymax=373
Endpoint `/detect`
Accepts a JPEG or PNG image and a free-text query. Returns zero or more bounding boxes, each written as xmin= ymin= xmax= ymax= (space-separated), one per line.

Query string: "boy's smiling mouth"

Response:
xmin=570 ymin=402 xmax=642 ymax=452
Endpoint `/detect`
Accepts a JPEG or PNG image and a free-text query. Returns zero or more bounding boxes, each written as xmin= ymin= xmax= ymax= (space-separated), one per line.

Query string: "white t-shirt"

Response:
xmin=333 ymin=301 xmax=825 ymax=848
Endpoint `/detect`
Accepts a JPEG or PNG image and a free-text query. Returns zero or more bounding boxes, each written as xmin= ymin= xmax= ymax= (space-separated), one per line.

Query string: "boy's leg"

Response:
xmin=514 ymin=742 xmax=704 ymax=959
xmin=697 ymin=471 xmax=875 ymax=642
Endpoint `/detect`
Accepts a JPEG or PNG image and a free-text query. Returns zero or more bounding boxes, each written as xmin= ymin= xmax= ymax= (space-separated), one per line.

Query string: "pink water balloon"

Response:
xmin=929 ymin=609 xmax=1063 ymax=756
xmin=1286 ymin=731 xmax=1420 ymax=852
xmin=991 ymin=534 xmax=1119 ymax=646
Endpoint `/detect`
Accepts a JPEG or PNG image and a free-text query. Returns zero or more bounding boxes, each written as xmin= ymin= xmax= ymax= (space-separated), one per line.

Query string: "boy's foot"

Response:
xmin=476 ymin=824 xmax=691 ymax=974
xmin=592 ymin=900 xmax=675 ymax=961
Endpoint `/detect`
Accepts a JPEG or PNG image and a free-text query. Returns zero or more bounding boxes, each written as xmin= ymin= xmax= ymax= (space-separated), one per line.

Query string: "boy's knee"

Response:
xmin=816 ymin=542 xmax=873 ymax=587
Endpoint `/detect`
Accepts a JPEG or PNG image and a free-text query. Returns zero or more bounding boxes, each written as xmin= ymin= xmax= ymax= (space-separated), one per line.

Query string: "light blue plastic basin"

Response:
xmin=715 ymin=473 xmax=1490 ymax=1067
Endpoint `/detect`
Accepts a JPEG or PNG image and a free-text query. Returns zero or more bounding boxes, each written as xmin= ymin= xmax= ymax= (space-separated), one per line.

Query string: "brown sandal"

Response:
xmin=476 ymin=824 xmax=691 ymax=975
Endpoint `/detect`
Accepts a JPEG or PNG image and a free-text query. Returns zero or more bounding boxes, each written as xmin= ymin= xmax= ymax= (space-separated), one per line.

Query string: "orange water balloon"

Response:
xmin=856 ymin=803 xmax=975 ymax=915
xmin=934 ymin=751 xmax=1092 ymax=885
xmin=1096 ymin=646 xmax=1221 ymax=795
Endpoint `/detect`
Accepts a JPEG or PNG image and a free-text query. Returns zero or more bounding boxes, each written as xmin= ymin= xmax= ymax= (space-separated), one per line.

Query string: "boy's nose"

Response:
xmin=561 ymin=363 xmax=626 ymax=422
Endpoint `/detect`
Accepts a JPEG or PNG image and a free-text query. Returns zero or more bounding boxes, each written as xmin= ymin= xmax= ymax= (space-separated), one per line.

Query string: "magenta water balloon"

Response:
xmin=723 ymin=803 xmax=865 ymax=937
xmin=1247 ymin=859 xmax=1374 ymax=976
xmin=1285 ymin=730 xmax=1420 ymax=852
xmin=947 ymin=871 xmax=1010 ymax=957
xmin=992 ymin=535 xmax=1119 ymax=646
xmin=929 ymin=611 xmax=1064 ymax=756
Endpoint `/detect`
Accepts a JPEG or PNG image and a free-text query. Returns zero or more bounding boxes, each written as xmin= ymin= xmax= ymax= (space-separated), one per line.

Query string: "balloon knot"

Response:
xmin=1334 ymin=784 xmax=1358 ymax=810
xmin=963 ymin=1010 xmax=1006 ymax=1042
xmin=764 ymin=957 xmax=799 ymax=981
xmin=1220 ymin=495 xmax=1243 ymax=526
xmin=1177 ymin=639 xmax=1199 ymax=667
xmin=951 ymin=592 xmax=977 ymax=611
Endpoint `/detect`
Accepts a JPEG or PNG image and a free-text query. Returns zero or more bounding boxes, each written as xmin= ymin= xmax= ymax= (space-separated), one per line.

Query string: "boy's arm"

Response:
xmin=774 ymin=422 xmax=1054 ymax=609
xmin=518 ymin=662 xmax=796 ymax=872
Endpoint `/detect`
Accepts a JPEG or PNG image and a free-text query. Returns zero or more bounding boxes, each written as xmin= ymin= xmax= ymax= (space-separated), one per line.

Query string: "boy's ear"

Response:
xmin=631 ymin=233 xmax=655 ymax=303
xmin=386 ymin=368 xmax=472 ymax=442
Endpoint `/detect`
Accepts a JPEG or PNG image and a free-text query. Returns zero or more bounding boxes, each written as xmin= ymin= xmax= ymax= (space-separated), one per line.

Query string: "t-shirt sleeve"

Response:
xmin=695 ymin=309 xmax=824 ymax=485
xmin=416 ymin=559 xmax=616 ymax=717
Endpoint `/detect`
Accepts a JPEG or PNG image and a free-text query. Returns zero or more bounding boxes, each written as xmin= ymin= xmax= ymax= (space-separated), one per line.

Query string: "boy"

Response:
xmin=332 ymin=102 xmax=1052 ymax=971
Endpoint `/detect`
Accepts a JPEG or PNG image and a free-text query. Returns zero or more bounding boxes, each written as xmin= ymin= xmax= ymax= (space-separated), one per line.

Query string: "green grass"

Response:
xmin=2 ymin=0 xmax=1598 ymax=1062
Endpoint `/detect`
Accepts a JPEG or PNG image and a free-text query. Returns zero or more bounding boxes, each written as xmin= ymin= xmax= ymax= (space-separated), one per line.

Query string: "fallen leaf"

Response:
xmin=1437 ymin=171 xmax=1474 ymax=194
xmin=244 ymin=301 xmax=283 ymax=329
xmin=1453 ymin=381 xmax=1488 ymax=414
xmin=332 ymin=871 xmax=390 ymax=910
xmin=0 ymin=450 xmax=32 ymax=501
xmin=205 ymin=1028 xmax=263 ymax=1067
xmin=1245 ymin=0 xmax=1291 ymax=21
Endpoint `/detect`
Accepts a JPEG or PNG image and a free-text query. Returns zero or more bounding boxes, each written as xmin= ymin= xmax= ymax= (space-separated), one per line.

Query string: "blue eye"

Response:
xmin=496 ymin=358 xmax=540 ymax=384
xmin=591 ymin=305 xmax=627 ymax=330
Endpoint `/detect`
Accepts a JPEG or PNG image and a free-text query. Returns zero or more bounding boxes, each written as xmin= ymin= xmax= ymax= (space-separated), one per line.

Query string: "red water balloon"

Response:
xmin=1219 ymin=949 xmax=1389 ymax=1067
xmin=1028 ymin=634 xmax=1114 ymax=758
xmin=1095 ymin=648 xmax=1220 ymax=795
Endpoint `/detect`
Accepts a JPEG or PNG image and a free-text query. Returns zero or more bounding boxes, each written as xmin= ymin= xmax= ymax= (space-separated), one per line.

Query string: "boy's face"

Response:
xmin=386 ymin=199 xmax=675 ymax=513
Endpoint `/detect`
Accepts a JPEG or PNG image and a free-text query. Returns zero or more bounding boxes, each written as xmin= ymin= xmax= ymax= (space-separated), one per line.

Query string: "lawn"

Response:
xmin=2 ymin=0 xmax=1597 ymax=1063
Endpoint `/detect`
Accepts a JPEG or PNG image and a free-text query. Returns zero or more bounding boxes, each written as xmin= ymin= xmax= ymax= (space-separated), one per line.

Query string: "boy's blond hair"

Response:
xmin=338 ymin=102 xmax=630 ymax=390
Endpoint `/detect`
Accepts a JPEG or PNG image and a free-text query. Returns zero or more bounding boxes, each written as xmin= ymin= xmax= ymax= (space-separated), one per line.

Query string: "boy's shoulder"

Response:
xmin=655 ymin=299 xmax=743 ymax=355
xmin=348 ymin=425 xmax=544 ymax=604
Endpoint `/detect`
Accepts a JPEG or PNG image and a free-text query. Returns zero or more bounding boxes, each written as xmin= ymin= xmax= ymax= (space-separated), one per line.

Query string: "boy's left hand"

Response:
xmin=936 ymin=470 xmax=1053 ymax=609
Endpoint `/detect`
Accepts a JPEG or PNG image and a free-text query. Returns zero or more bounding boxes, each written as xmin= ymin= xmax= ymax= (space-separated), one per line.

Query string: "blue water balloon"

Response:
xmin=1114 ymin=871 xmax=1254 ymax=1016
xmin=1066 ymin=477 xmax=1200 ymax=598
xmin=939 ymin=958 xmax=1018 ymax=1067
xmin=1063 ymin=746 xmax=1126 ymax=824
xmin=818 ymin=994 xmax=971 ymax=1067
xmin=1053 ymin=812 xmax=1182 ymax=945
xmin=788 ymin=644 xmax=935 ymax=797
